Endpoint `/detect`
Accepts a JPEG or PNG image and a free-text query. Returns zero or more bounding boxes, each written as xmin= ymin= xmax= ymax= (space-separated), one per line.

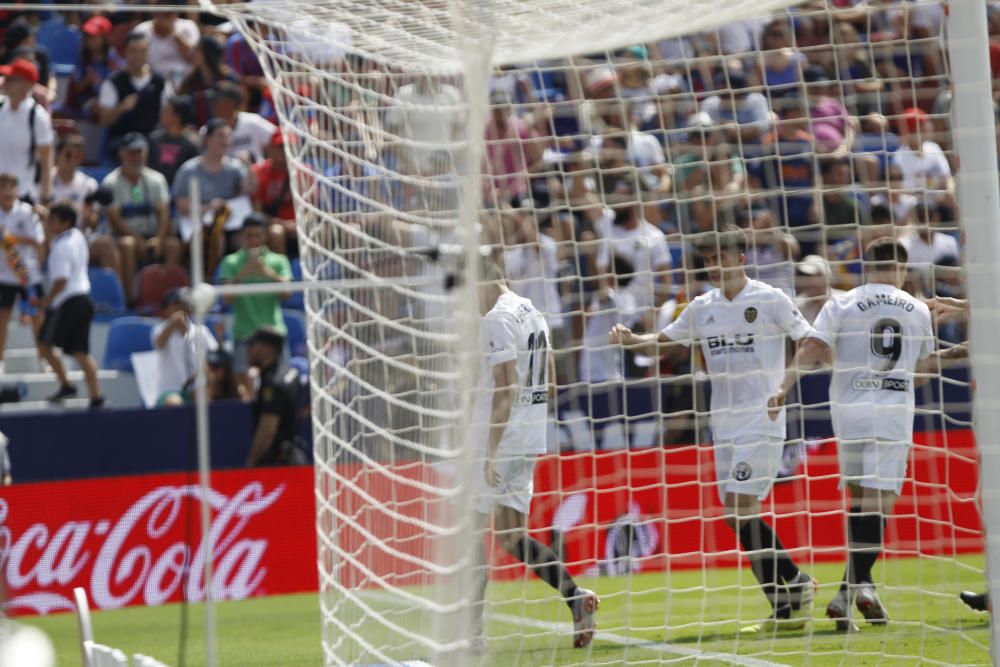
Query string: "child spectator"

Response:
xmin=98 ymin=31 xmax=166 ymax=149
xmin=252 ymin=129 xmax=297 ymax=256
xmin=177 ymin=35 xmax=235 ymax=126
xmin=0 ymin=173 xmax=43 ymax=374
xmin=209 ymin=81 xmax=276 ymax=163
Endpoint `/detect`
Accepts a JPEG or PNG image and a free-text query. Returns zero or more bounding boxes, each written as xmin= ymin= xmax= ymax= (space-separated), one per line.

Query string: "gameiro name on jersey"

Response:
xmin=473 ymin=291 xmax=551 ymax=457
xmin=660 ymin=279 xmax=815 ymax=441
xmin=810 ymin=282 xmax=933 ymax=444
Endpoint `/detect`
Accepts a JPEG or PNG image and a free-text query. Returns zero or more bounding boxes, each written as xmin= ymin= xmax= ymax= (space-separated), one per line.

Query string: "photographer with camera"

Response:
xmin=218 ymin=212 xmax=291 ymax=399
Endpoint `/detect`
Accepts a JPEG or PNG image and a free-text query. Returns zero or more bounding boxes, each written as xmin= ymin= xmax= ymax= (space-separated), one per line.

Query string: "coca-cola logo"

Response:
xmin=0 ymin=482 xmax=285 ymax=614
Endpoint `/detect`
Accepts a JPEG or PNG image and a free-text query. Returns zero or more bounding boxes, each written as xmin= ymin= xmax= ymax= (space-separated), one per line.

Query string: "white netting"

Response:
xmin=209 ymin=0 xmax=986 ymax=664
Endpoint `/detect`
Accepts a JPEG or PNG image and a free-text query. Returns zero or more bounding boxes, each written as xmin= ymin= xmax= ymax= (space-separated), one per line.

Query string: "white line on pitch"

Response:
xmin=487 ymin=610 xmax=790 ymax=667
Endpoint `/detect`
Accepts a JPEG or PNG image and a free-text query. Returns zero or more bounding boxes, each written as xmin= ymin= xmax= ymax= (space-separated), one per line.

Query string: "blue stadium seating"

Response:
xmin=203 ymin=313 xmax=230 ymax=344
xmin=102 ymin=316 xmax=158 ymax=373
xmin=88 ymin=267 xmax=126 ymax=323
xmin=36 ymin=19 xmax=81 ymax=76
xmin=282 ymin=309 xmax=307 ymax=358
xmin=282 ymin=258 xmax=304 ymax=310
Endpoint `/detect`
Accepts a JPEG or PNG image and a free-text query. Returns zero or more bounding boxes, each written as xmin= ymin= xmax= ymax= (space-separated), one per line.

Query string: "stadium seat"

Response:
xmin=36 ymin=19 xmax=82 ymax=76
xmin=283 ymin=257 xmax=304 ymax=310
xmin=88 ymin=267 xmax=127 ymax=323
xmin=102 ymin=316 xmax=158 ymax=373
xmin=282 ymin=308 xmax=307 ymax=358
xmin=135 ymin=264 xmax=190 ymax=317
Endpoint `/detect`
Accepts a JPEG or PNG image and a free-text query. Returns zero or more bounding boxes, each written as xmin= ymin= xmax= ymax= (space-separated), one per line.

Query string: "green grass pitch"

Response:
xmin=24 ymin=555 xmax=990 ymax=666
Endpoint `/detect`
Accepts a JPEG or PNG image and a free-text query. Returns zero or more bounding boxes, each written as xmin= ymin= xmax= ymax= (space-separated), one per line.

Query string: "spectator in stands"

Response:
xmin=102 ymin=133 xmax=179 ymax=304
xmin=484 ymin=89 xmax=541 ymax=207
xmin=593 ymin=179 xmax=671 ymax=311
xmin=150 ymin=289 xmax=218 ymax=407
xmin=50 ymin=135 xmax=98 ymax=231
xmin=579 ymin=254 xmax=641 ymax=384
xmin=0 ymin=58 xmax=53 ymax=204
xmin=219 ymin=213 xmax=292 ymax=399
xmin=870 ymin=164 xmax=918 ymax=226
xmin=252 ymin=129 xmax=297 ymax=256
xmin=133 ymin=2 xmax=199 ymax=83
xmin=206 ymin=349 xmax=239 ymax=401
xmin=225 ymin=30 xmax=266 ymax=111
xmin=2 ymin=19 xmax=50 ymax=95
xmin=38 ymin=202 xmax=104 ymax=408
xmin=809 ymin=156 xmax=867 ymax=244
xmin=209 ymin=81 xmax=276 ymax=163
xmin=98 ymin=31 xmax=166 ymax=149
xmin=752 ymin=95 xmax=814 ymax=234
xmin=148 ymin=95 xmax=200 ymax=187
xmin=674 ymin=112 xmax=746 ymax=234
xmin=743 ymin=207 xmax=799 ymax=298
xmin=385 ymin=75 xmax=464 ymax=177
xmin=830 ymin=21 xmax=882 ymax=117
xmin=64 ymin=16 xmax=123 ymax=122
xmin=900 ymin=204 xmax=962 ymax=298
xmin=0 ymin=173 xmax=44 ymax=374
xmin=794 ymin=254 xmax=842 ymax=325
xmin=893 ymin=107 xmax=955 ymax=215
xmin=751 ymin=18 xmax=804 ymax=98
xmin=803 ymin=65 xmax=856 ymax=154
xmin=177 ymin=36 xmax=235 ymax=127
xmin=700 ymin=68 xmax=773 ymax=145
xmin=174 ymin=118 xmax=254 ymax=253
xmin=245 ymin=326 xmax=305 ymax=466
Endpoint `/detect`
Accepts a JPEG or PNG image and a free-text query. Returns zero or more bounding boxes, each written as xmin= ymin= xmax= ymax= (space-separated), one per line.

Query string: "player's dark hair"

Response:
xmin=863 ymin=236 xmax=907 ymax=269
xmin=870 ymin=203 xmax=892 ymax=225
xmin=48 ymin=201 xmax=78 ymax=227
xmin=123 ymin=31 xmax=148 ymax=50
xmin=204 ymin=117 xmax=229 ymax=138
xmin=694 ymin=224 xmax=747 ymax=255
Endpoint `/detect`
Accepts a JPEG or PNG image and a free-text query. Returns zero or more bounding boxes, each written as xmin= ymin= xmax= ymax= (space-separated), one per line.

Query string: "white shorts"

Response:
xmin=713 ymin=436 xmax=783 ymax=504
xmin=838 ymin=438 xmax=911 ymax=494
xmin=473 ymin=454 xmax=536 ymax=515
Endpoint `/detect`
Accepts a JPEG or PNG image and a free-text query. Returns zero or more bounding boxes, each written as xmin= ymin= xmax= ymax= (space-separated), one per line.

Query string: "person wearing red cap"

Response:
xmin=252 ymin=129 xmax=297 ymax=256
xmin=891 ymin=107 xmax=954 ymax=210
xmin=0 ymin=57 xmax=53 ymax=203
xmin=65 ymin=16 xmax=123 ymax=122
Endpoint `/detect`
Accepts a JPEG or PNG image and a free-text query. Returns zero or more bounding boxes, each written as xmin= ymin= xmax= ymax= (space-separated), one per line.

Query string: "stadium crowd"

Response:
xmin=0 ymin=1 xmax=977 ymax=458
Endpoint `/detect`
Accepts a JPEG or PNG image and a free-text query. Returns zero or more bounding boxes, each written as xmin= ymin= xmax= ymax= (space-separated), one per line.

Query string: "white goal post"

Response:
xmin=194 ymin=1 xmax=996 ymax=665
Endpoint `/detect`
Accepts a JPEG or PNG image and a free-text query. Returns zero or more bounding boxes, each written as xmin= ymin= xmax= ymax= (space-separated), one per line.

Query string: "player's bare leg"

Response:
xmin=726 ymin=493 xmax=815 ymax=633
xmin=493 ymin=504 xmax=598 ymax=648
xmin=468 ymin=512 xmax=491 ymax=655
xmin=828 ymin=483 xmax=896 ymax=630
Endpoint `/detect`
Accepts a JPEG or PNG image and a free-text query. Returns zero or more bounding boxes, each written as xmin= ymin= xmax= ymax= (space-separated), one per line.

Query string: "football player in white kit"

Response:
xmin=470 ymin=259 xmax=599 ymax=653
xmin=609 ymin=226 xmax=818 ymax=633
xmin=770 ymin=237 xmax=936 ymax=631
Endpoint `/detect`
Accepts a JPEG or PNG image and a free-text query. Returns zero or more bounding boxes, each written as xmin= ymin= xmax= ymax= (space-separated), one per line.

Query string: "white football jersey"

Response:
xmin=473 ymin=291 xmax=551 ymax=456
xmin=811 ymin=282 xmax=933 ymax=444
xmin=661 ymin=279 xmax=814 ymax=441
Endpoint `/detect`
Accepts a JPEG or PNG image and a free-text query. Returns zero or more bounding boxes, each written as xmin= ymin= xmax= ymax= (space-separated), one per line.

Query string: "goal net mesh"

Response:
xmin=212 ymin=0 xmax=984 ymax=664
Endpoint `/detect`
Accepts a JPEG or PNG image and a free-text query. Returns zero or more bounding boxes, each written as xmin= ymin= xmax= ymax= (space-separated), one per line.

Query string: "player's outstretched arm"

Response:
xmin=768 ymin=336 xmax=833 ymax=420
xmin=608 ymin=323 xmax=679 ymax=358
xmin=925 ymin=297 xmax=969 ymax=322
xmin=915 ymin=341 xmax=969 ymax=382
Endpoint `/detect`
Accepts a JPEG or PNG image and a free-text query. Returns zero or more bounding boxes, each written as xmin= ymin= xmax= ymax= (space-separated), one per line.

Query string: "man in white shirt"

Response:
xmin=891 ymin=108 xmax=954 ymax=207
xmin=133 ymin=7 xmax=199 ymax=80
xmin=771 ymin=237 xmax=938 ymax=631
xmin=210 ymin=82 xmax=276 ymax=163
xmin=150 ymin=289 xmax=218 ymax=406
xmin=37 ymin=203 xmax=104 ymax=408
xmin=593 ymin=181 xmax=672 ymax=311
xmin=610 ymin=226 xmax=817 ymax=633
xmin=385 ymin=76 xmax=464 ymax=176
xmin=0 ymin=58 xmax=53 ymax=203
xmin=0 ymin=173 xmax=44 ymax=373
xmin=469 ymin=259 xmax=598 ymax=653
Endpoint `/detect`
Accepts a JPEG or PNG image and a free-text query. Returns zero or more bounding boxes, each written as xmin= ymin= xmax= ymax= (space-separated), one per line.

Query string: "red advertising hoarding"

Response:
xmin=1 ymin=430 xmax=983 ymax=615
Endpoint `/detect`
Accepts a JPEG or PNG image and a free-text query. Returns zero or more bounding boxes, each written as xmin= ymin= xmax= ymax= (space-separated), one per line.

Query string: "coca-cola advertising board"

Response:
xmin=0 ymin=467 xmax=317 ymax=617
xmin=0 ymin=430 xmax=982 ymax=616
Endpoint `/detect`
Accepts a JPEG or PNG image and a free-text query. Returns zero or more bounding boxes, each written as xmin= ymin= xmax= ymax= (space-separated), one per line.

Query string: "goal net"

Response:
xmin=212 ymin=0 xmax=988 ymax=664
